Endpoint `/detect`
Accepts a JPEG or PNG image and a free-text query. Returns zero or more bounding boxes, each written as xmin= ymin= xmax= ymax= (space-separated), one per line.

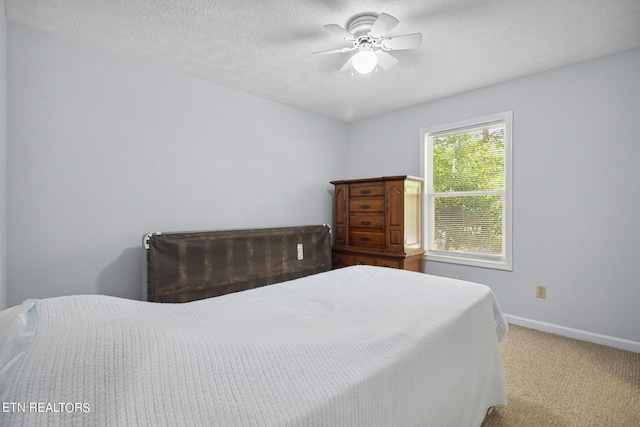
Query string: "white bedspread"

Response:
xmin=0 ymin=266 xmax=507 ymax=426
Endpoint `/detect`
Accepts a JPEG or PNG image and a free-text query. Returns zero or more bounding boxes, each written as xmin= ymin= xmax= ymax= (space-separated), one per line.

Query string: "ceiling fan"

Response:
xmin=313 ymin=12 xmax=422 ymax=74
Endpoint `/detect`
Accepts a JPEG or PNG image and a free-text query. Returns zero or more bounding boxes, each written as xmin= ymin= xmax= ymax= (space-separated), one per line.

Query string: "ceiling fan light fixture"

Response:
xmin=352 ymin=49 xmax=377 ymax=74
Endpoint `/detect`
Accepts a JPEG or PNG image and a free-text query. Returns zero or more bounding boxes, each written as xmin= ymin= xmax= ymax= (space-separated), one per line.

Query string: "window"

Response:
xmin=420 ymin=112 xmax=512 ymax=270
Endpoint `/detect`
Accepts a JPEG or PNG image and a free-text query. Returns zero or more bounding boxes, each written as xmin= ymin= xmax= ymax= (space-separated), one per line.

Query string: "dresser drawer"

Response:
xmin=353 ymin=255 xmax=377 ymax=266
xmin=349 ymin=231 xmax=384 ymax=248
xmin=349 ymin=183 xmax=385 ymax=198
xmin=376 ymin=259 xmax=401 ymax=269
xmin=332 ymin=253 xmax=354 ymax=268
xmin=353 ymin=256 xmax=400 ymax=269
xmin=349 ymin=215 xmax=384 ymax=229
xmin=349 ymin=198 xmax=385 ymax=213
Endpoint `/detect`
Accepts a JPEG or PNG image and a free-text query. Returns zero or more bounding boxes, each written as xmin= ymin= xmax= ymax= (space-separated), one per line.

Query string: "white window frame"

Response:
xmin=420 ymin=111 xmax=513 ymax=271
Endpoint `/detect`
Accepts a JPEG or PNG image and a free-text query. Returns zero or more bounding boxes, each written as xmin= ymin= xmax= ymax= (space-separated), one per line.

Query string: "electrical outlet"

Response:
xmin=536 ymin=286 xmax=547 ymax=299
xmin=297 ymin=243 xmax=303 ymax=260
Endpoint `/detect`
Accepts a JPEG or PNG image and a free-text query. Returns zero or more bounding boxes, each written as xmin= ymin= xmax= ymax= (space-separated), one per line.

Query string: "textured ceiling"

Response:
xmin=6 ymin=0 xmax=640 ymax=122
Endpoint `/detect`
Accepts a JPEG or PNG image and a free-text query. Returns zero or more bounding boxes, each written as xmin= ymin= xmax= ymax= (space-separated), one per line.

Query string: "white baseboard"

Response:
xmin=503 ymin=314 xmax=640 ymax=353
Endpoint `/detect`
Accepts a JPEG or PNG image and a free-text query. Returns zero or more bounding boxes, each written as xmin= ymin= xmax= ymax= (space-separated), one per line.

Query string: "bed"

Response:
xmin=0 ymin=226 xmax=507 ymax=427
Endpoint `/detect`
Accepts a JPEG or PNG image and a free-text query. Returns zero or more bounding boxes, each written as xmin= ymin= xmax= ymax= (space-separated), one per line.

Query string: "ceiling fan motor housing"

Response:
xmin=347 ymin=14 xmax=379 ymax=38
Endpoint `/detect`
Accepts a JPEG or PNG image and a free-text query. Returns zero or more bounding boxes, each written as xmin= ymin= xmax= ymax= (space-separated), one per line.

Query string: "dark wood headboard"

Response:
xmin=143 ymin=225 xmax=332 ymax=303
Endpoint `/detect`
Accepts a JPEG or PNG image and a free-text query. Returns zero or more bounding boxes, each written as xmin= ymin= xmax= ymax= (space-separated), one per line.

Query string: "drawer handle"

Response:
xmin=361 ymin=204 xmax=371 ymax=209
xmin=360 ymin=221 xmax=371 ymax=225
xmin=361 ymin=237 xmax=372 ymax=242
xmin=360 ymin=189 xmax=372 ymax=194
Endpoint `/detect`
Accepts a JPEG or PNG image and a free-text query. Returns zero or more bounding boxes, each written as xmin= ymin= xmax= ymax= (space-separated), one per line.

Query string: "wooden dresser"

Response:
xmin=330 ymin=176 xmax=425 ymax=272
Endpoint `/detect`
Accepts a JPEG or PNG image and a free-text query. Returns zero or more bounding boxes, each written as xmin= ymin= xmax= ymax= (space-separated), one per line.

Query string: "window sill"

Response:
xmin=424 ymin=253 xmax=512 ymax=271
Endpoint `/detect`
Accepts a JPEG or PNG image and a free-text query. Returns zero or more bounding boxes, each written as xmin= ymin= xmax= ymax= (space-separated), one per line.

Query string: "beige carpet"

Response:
xmin=482 ymin=324 xmax=640 ymax=426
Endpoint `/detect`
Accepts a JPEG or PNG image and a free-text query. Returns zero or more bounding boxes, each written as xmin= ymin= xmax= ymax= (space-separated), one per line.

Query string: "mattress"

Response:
xmin=0 ymin=266 xmax=507 ymax=426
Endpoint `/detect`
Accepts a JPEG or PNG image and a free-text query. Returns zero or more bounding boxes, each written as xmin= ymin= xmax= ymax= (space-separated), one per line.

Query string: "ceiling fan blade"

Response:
xmin=324 ymin=24 xmax=357 ymax=41
xmin=313 ymin=46 xmax=356 ymax=55
xmin=339 ymin=57 xmax=353 ymax=72
xmin=368 ymin=13 xmax=399 ymax=38
xmin=381 ymin=33 xmax=423 ymax=50
xmin=375 ymin=50 xmax=398 ymax=70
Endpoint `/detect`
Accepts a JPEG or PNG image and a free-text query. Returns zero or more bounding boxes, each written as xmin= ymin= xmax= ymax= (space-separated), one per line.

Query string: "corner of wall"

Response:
xmin=0 ymin=0 xmax=7 ymax=309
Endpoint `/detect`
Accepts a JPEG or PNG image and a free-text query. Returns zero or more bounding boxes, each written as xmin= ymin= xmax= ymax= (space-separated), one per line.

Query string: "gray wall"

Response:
xmin=7 ymin=23 xmax=347 ymax=305
xmin=0 ymin=0 xmax=6 ymax=309
xmin=346 ymin=48 xmax=640 ymax=343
